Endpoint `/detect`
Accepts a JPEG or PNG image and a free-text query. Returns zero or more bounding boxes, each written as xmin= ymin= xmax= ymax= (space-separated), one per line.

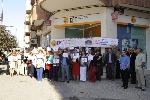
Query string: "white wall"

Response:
xmin=51 ymin=16 xmax=65 ymax=39
xmin=146 ymin=26 xmax=150 ymax=70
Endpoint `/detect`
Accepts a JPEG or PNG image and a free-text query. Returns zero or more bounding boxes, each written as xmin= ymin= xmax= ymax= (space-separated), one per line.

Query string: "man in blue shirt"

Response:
xmin=120 ymin=50 xmax=130 ymax=89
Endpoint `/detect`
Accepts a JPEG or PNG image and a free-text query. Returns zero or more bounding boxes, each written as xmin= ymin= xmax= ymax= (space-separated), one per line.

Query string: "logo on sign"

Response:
xmin=45 ymin=20 xmax=51 ymax=26
xmin=100 ymin=39 xmax=108 ymax=45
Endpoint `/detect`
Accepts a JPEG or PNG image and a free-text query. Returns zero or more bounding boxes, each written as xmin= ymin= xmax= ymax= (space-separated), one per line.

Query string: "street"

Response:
xmin=0 ymin=65 xmax=150 ymax=100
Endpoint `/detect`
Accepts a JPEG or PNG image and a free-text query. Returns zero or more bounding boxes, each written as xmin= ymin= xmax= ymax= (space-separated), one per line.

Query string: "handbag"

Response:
xmin=46 ymin=64 xmax=51 ymax=70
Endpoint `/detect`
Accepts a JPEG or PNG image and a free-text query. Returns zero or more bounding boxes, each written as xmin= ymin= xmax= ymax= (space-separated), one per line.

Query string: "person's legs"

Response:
xmin=39 ymin=68 xmax=43 ymax=81
xmin=55 ymin=66 xmax=59 ymax=81
xmin=65 ymin=65 xmax=70 ymax=82
xmin=61 ymin=65 xmax=65 ymax=81
xmin=110 ymin=64 xmax=114 ymax=80
xmin=30 ymin=64 xmax=34 ymax=77
xmin=107 ymin=64 xmax=111 ymax=79
xmin=37 ymin=68 xmax=40 ymax=81
xmin=53 ymin=66 xmax=56 ymax=81
xmin=136 ymin=69 xmax=141 ymax=88
xmin=124 ymin=69 xmax=128 ymax=88
xmin=24 ymin=64 xmax=28 ymax=75
xmin=139 ymin=68 xmax=145 ymax=90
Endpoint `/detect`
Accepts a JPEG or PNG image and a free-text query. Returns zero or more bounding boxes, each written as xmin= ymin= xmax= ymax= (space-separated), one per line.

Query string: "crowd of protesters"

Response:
xmin=2 ymin=46 xmax=146 ymax=91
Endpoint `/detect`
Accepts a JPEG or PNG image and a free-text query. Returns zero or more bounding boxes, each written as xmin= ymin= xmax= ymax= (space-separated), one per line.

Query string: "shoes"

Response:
xmin=124 ymin=86 xmax=128 ymax=89
xmin=131 ymin=82 xmax=136 ymax=84
xmin=111 ymin=78 xmax=114 ymax=81
xmin=60 ymin=80 xmax=65 ymax=82
xmin=67 ymin=81 xmax=69 ymax=83
xmin=135 ymin=87 xmax=142 ymax=89
xmin=141 ymin=89 xmax=146 ymax=91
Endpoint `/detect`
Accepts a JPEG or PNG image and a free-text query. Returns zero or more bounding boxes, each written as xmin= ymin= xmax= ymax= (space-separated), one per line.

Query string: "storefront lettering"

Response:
xmin=64 ymin=16 xmax=88 ymax=24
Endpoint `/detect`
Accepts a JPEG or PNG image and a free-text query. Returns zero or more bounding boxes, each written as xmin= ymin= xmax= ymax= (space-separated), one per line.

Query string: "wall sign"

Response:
xmin=54 ymin=14 xmax=101 ymax=25
xmin=131 ymin=17 xmax=136 ymax=23
xmin=45 ymin=20 xmax=51 ymax=26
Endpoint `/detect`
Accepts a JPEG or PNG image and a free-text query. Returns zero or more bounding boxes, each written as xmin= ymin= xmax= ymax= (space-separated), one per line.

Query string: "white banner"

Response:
xmin=50 ymin=37 xmax=118 ymax=48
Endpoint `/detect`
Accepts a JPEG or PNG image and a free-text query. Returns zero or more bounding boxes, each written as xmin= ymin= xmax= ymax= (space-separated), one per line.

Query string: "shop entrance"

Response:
xmin=117 ymin=25 xmax=146 ymax=54
xmin=65 ymin=24 xmax=101 ymax=38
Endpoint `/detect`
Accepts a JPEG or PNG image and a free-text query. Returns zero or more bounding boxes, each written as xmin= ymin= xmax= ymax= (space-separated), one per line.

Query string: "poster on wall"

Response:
xmin=122 ymin=39 xmax=138 ymax=51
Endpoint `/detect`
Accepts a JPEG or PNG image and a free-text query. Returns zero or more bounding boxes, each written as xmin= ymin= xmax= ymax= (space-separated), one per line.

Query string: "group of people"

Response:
xmin=6 ymin=46 xmax=146 ymax=91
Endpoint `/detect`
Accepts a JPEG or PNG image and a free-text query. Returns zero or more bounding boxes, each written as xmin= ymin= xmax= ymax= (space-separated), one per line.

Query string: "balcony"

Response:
xmin=25 ymin=25 xmax=30 ymax=34
xmin=25 ymin=36 xmax=30 ymax=43
xmin=26 ymin=0 xmax=32 ymax=14
xmin=25 ymin=14 xmax=31 ymax=25
xmin=30 ymin=0 xmax=49 ymax=31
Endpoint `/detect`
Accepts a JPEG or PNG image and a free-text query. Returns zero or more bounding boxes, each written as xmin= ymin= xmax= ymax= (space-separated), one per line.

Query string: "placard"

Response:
xmin=81 ymin=57 xmax=88 ymax=62
xmin=70 ymin=45 xmax=75 ymax=50
xmin=47 ymin=47 xmax=51 ymax=51
xmin=53 ymin=58 xmax=59 ymax=63
xmin=88 ymin=55 xmax=93 ymax=61
xmin=63 ymin=53 xmax=68 ymax=57
xmin=73 ymin=53 xmax=79 ymax=58
xmin=53 ymin=46 xmax=58 ymax=51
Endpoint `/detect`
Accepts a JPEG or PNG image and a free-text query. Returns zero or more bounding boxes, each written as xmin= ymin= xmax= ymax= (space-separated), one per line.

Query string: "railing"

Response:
xmin=100 ymin=0 xmax=150 ymax=8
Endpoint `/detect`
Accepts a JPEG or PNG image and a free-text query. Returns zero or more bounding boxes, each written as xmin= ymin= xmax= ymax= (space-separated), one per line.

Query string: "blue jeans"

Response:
xmin=37 ymin=67 xmax=43 ymax=81
xmin=61 ymin=65 xmax=70 ymax=81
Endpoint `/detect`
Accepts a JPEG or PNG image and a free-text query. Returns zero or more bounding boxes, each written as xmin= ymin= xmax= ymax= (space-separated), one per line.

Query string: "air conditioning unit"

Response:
xmin=30 ymin=38 xmax=37 ymax=44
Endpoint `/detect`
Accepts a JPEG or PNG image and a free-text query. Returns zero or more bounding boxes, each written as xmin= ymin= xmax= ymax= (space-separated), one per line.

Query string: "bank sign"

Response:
xmin=54 ymin=14 xmax=101 ymax=25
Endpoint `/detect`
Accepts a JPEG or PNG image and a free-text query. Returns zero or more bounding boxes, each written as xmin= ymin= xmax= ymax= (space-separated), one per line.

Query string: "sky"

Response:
xmin=1 ymin=0 xmax=26 ymax=47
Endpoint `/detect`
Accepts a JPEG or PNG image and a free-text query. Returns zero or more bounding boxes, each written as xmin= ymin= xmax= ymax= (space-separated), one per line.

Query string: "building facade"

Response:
xmin=26 ymin=0 xmax=150 ymax=70
xmin=24 ymin=0 xmax=50 ymax=48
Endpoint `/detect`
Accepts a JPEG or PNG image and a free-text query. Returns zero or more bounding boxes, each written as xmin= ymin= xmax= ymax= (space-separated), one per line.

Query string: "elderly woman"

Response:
xmin=8 ymin=51 xmax=17 ymax=77
xmin=36 ymin=49 xmax=45 ymax=82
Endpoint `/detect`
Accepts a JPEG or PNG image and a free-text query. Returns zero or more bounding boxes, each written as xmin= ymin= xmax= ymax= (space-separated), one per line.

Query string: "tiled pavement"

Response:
xmin=0 ymin=65 xmax=150 ymax=100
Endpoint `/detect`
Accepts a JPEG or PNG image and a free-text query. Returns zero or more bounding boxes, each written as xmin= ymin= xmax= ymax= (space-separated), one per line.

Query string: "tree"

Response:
xmin=0 ymin=25 xmax=18 ymax=50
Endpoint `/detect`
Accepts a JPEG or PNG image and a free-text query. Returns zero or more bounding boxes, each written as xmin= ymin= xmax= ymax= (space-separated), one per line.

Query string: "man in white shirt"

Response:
xmin=135 ymin=48 xmax=146 ymax=91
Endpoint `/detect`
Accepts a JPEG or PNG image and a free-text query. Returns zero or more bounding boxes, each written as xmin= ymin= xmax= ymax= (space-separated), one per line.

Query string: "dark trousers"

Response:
xmin=69 ymin=65 xmax=73 ymax=80
xmin=107 ymin=63 xmax=114 ymax=79
xmin=53 ymin=66 xmax=59 ymax=81
xmin=121 ymin=69 xmax=128 ymax=87
xmin=28 ymin=64 xmax=34 ymax=77
xmin=130 ymin=66 xmax=136 ymax=83
xmin=34 ymin=67 xmax=37 ymax=78
xmin=116 ymin=60 xmax=121 ymax=79
xmin=49 ymin=64 xmax=53 ymax=80
xmin=43 ymin=69 xmax=49 ymax=78
xmin=58 ymin=66 xmax=62 ymax=78
xmin=96 ymin=66 xmax=102 ymax=81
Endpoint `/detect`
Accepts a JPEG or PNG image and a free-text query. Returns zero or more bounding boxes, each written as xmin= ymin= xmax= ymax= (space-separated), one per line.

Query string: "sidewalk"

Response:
xmin=0 ymin=65 xmax=150 ymax=100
